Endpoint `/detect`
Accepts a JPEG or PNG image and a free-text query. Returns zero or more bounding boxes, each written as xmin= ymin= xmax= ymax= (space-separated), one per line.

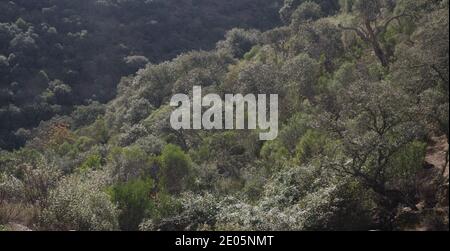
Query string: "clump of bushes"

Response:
xmin=40 ymin=174 xmax=119 ymax=231
xmin=108 ymin=178 xmax=156 ymax=231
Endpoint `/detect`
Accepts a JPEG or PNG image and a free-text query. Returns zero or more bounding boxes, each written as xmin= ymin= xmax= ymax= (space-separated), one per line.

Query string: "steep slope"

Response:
xmin=0 ymin=0 xmax=448 ymax=231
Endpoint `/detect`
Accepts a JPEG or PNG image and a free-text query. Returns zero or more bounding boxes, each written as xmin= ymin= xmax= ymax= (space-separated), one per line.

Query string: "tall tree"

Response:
xmin=339 ymin=0 xmax=412 ymax=67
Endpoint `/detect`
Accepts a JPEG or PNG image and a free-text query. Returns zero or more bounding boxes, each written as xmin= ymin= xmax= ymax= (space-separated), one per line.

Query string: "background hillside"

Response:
xmin=0 ymin=0 xmax=449 ymax=231
xmin=0 ymin=0 xmax=282 ymax=149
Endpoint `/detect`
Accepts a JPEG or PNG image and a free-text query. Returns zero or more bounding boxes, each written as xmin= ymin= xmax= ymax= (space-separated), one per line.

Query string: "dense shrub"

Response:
xmin=217 ymin=29 xmax=262 ymax=59
xmin=41 ymin=174 xmax=119 ymax=231
xmin=108 ymin=178 xmax=156 ymax=231
xmin=160 ymin=144 xmax=192 ymax=194
xmin=107 ymin=146 xmax=153 ymax=182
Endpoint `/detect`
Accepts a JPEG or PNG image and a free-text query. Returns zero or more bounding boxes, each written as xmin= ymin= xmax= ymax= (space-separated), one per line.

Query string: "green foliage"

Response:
xmin=71 ymin=102 xmax=106 ymax=129
xmin=0 ymin=173 xmax=24 ymax=203
xmin=287 ymin=19 xmax=344 ymax=69
xmin=388 ymin=141 xmax=427 ymax=177
xmin=243 ymin=46 xmax=262 ymax=61
xmin=1 ymin=0 xmax=448 ymax=231
xmin=386 ymin=141 xmax=427 ymax=198
xmin=293 ymin=181 xmax=372 ymax=231
xmin=353 ymin=0 xmax=383 ymax=21
xmin=78 ymin=153 xmax=102 ymax=173
xmin=283 ymin=53 xmax=321 ymax=100
xmin=217 ymin=29 xmax=262 ymax=59
xmin=41 ymin=174 xmax=119 ymax=231
xmin=79 ymin=117 xmax=109 ymax=144
xmin=295 ymin=130 xmax=329 ymax=164
xmin=260 ymin=140 xmax=289 ymax=162
xmin=339 ymin=0 xmax=355 ymax=12
xmin=159 ymin=144 xmax=192 ymax=194
xmin=277 ymin=112 xmax=312 ymax=152
xmin=234 ymin=61 xmax=282 ymax=94
xmin=107 ymin=146 xmax=154 ymax=182
xmin=108 ymin=178 xmax=155 ymax=231
xmin=291 ymin=2 xmax=324 ymax=26
xmin=139 ymin=192 xmax=215 ymax=231
xmin=280 ymin=0 xmax=340 ymax=24
xmin=214 ymin=165 xmax=372 ymax=231
xmin=190 ymin=131 xmax=256 ymax=179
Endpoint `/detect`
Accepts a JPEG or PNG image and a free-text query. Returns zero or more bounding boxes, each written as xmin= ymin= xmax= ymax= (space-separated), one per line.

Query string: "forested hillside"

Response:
xmin=1 ymin=0 xmax=449 ymax=231
xmin=0 ymin=0 xmax=282 ymax=149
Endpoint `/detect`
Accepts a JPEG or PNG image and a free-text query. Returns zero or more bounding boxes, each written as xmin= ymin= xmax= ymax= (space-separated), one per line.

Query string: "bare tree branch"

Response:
xmin=338 ymin=24 xmax=369 ymax=42
xmin=376 ymin=13 xmax=415 ymax=35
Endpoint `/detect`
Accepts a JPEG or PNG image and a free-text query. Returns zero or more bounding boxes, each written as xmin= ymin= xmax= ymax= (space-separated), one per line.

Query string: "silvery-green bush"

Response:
xmin=40 ymin=173 xmax=119 ymax=231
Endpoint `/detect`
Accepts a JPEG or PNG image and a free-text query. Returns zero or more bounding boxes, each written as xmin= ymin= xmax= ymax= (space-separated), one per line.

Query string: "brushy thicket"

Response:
xmin=1 ymin=0 xmax=449 ymax=231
